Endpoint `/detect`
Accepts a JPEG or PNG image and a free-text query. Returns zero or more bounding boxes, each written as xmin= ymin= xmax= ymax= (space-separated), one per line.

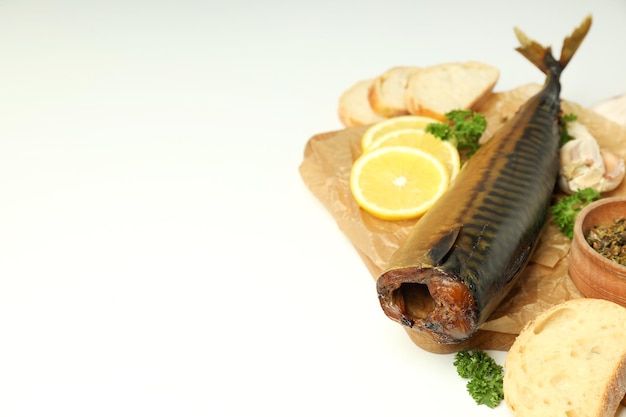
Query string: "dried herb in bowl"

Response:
xmin=586 ymin=218 xmax=626 ymax=266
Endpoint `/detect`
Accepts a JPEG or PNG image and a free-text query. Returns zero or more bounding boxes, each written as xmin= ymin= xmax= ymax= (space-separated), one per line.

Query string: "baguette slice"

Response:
xmin=404 ymin=61 xmax=499 ymax=120
xmin=504 ymin=298 xmax=626 ymax=417
xmin=338 ymin=78 xmax=387 ymax=127
xmin=368 ymin=66 xmax=421 ymax=117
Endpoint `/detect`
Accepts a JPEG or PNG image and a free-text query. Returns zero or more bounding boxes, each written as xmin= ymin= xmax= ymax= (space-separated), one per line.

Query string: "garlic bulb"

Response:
xmin=558 ymin=121 xmax=625 ymax=194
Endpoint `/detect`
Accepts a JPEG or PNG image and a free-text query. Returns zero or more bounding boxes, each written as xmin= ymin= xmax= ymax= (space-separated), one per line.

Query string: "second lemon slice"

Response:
xmin=361 ymin=115 xmax=440 ymax=151
xmin=368 ymin=128 xmax=461 ymax=181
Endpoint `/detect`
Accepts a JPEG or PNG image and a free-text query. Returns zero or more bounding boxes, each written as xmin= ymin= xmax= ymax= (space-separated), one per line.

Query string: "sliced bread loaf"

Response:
xmin=504 ymin=298 xmax=626 ymax=417
xmin=367 ymin=66 xmax=421 ymax=117
xmin=338 ymin=78 xmax=388 ymax=127
xmin=404 ymin=61 xmax=499 ymax=120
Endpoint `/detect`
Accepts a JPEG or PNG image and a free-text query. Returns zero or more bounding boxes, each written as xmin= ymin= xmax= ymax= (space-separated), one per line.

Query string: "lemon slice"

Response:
xmin=361 ymin=115 xmax=441 ymax=152
xmin=350 ymin=146 xmax=449 ymax=220
xmin=369 ymin=128 xmax=461 ymax=180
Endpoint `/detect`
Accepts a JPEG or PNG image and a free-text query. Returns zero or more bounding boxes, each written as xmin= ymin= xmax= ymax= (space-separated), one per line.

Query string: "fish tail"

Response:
xmin=559 ymin=15 xmax=592 ymax=68
xmin=514 ymin=15 xmax=592 ymax=76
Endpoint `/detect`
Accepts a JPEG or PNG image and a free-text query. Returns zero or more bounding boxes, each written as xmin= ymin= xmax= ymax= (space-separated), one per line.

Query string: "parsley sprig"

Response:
xmin=559 ymin=113 xmax=578 ymax=146
xmin=551 ymin=187 xmax=602 ymax=239
xmin=426 ymin=110 xmax=487 ymax=157
xmin=453 ymin=349 xmax=504 ymax=408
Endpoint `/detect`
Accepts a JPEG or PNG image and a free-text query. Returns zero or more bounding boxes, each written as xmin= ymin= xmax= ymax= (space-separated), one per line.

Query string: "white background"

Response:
xmin=1 ymin=0 xmax=625 ymax=416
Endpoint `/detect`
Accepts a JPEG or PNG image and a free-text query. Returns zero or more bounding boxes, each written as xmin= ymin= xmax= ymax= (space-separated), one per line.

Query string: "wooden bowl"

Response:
xmin=569 ymin=196 xmax=626 ymax=307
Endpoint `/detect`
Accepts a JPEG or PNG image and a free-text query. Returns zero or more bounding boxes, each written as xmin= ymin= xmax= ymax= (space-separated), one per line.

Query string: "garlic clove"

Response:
xmin=597 ymin=149 xmax=626 ymax=192
xmin=558 ymin=132 xmax=605 ymax=194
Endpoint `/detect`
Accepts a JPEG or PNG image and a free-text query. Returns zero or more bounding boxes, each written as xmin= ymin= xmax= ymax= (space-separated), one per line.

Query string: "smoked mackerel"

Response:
xmin=376 ymin=16 xmax=592 ymax=344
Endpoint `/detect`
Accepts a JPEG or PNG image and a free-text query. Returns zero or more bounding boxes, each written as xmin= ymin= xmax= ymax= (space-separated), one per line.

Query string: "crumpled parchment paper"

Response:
xmin=299 ymin=83 xmax=626 ymax=352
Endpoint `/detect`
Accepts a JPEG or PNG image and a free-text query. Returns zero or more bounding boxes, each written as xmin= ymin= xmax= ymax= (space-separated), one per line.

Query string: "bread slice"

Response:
xmin=338 ymin=78 xmax=387 ymax=127
xmin=404 ymin=61 xmax=499 ymax=120
xmin=367 ymin=66 xmax=421 ymax=117
xmin=504 ymin=298 xmax=626 ymax=417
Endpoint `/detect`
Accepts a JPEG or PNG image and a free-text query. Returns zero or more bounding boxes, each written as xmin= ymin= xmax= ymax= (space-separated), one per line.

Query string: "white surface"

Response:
xmin=0 ymin=1 xmax=625 ymax=416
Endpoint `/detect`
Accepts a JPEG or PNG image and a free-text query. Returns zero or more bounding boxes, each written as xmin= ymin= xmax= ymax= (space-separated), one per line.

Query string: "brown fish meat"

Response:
xmin=376 ymin=16 xmax=593 ymax=344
